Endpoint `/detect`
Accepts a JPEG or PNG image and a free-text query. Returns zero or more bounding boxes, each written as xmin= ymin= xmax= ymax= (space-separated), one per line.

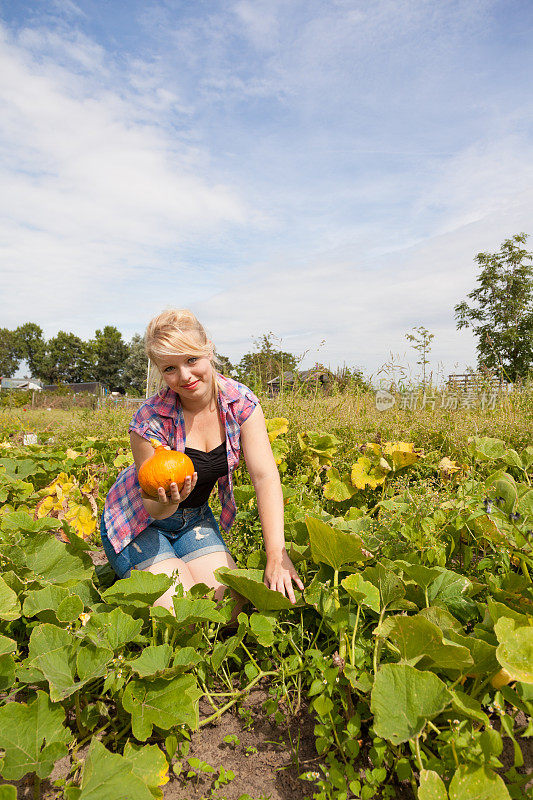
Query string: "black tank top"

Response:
xmin=179 ymin=442 xmax=229 ymax=508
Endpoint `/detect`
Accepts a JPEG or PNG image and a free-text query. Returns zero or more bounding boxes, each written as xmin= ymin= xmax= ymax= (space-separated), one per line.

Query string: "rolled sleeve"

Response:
xmin=128 ymin=405 xmax=170 ymax=447
xmin=237 ymin=388 xmax=260 ymax=426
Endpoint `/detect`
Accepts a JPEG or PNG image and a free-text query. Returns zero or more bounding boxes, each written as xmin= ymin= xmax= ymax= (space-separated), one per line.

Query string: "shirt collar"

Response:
xmin=148 ymin=372 xmax=240 ymax=419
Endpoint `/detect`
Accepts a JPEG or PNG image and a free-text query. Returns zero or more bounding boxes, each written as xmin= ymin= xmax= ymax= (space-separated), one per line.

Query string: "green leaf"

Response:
xmin=448 ymin=765 xmax=511 ymax=800
xmin=82 ymin=608 xmax=144 ymax=650
xmin=122 ymin=674 xmax=202 ymax=740
xmin=485 ymin=470 xmax=518 ymax=515
xmin=494 ymin=617 xmax=533 ymax=684
xmin=451 ymin=690 xmax=490 ymax=726
xmin=0 ymin=634 xmax=17 ymax=656
xmin=76 ymin=644 xmax=113 ymax=684
xmin=171 ymin=596 xmax=226 ymax=625
xmin=1 ymin=510 xmax=62 ymax=533
xmin=419 ymin=769 xmax=448 ymax=800
xmin=215 ymin=567 xmax=299 ymax=611
xmin=57 ymin=594 xmax=84 ymax=623
xmin=363 ymin=565 xmax=405 ymax=608
xmin=0 ymin=786 xmax=17 ymax=799
xmin=323 ymin=468 xmax=355 ymax=501
xmin=395 ymin=561 xmax=442 ymax=591
xmin=127 ymin=645 xmax=173 ymax=678
xmin=0 ymin=654 xmax=16 ymax=691
xmin=123 ymin=742 xmax=169 ymax=790
xmin=383 ymin=615 xmax=473 ymax=671
xmin=0 ymin=575 xmax=21 ymax=621
xmin=23 ymin=585 xmax=70 ymax=618
xmin=445 ymin=632 xmax=499 ymax=677
xmin=101 ymin=570 xmax=172 ymax=609
xmin=370 ymin=663 xmax=452 ymax=744
xmin=341 ymin=573 xmax=380 ymax=613
xmin=0 ymin=690 xmax=71 ymax=780
xmin=306 ymin=516 xmax=370 ymax=570
xmin=250 ymin=613 xmax=276 ymax=646
xmin=20 ymin=532 xmax=94 ymax=585
xmin=28 ymin=624 xmax=77 ymax=701
xmin=468 ymin=437 xmax=507 ymax=462
xmin=78 ymin=739 xmax=153 ymax=800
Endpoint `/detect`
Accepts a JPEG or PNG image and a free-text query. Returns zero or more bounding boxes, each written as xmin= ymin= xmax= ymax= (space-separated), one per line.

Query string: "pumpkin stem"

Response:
xmin=149 ymin=437 xmax=163 ymax=450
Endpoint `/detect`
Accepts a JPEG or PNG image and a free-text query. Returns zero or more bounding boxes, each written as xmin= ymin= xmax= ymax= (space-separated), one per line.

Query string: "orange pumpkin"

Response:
xmin=138 ymin=440 xmax=194 ymax=498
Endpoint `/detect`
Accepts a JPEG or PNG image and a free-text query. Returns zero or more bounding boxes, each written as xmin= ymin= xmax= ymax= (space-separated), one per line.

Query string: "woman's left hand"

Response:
xmin=264 ymin=550 xmax=304 ymax=604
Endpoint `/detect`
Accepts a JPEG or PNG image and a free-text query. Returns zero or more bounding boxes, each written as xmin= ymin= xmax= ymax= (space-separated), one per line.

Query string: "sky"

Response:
xmin=1 ymin=0 xmax=532 ymax=387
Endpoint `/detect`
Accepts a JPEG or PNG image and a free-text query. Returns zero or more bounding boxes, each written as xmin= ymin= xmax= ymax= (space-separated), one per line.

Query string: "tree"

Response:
xmin=123 ymin=333 xmax=148 ymax=396
xmin=0 ymin=328 xmax=20 ymax=377
xmin=91 ymin=326 xmax=129 ymax=388
xmin=236 ymin=333 xmax=298 ymax=388
xmin=14 ymin=322 xmax=46 ymax=377
xmin=454 ymin=233 xmax=533 ymax=382
xmin=38 ymin=332 xmax=95 ymax=384
xmin=405 ymin=326 xmax=435 ymax=388
xmin=215 ymin=353 xmax=235 ymax=377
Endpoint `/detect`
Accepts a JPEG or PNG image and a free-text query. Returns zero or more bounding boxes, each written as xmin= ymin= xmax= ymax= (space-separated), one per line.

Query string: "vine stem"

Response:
xmin=414 ymin=735 xmax=423 ymax=772
xmin=199 ymin=668 xmax=302 ymax=728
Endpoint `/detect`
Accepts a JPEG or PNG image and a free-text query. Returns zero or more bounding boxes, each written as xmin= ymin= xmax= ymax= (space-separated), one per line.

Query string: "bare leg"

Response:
xmin=186 ymin=551 xmax=245 ymax=620
xmin=142 ymin=557 xmax=195 ymax=612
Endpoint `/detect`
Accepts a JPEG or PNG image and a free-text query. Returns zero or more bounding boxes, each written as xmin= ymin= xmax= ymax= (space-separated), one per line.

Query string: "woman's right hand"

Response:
xmin=155 ymin=472 xmax=197 ymax=504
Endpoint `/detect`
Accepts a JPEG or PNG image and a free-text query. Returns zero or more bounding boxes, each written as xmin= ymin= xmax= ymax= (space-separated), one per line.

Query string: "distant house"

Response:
xmin=267 ymin=368 xmax=333 ymax=395
xmin=0 ymin=377 xmax=43 ymax=391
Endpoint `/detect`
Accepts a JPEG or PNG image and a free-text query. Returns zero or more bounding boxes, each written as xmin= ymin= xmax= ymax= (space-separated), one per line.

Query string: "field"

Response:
xmin=0 ymin=384 xmax=532 ymax=800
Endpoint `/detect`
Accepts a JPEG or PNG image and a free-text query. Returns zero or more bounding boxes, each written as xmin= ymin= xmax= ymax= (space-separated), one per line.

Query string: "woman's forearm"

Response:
xmin=141 ymin=493 xmax=179 ymax=520
xmin=253 ymin=473 xmax=286 ymax=559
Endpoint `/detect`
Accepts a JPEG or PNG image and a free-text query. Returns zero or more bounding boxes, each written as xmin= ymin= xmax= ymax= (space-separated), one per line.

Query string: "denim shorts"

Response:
xmin=100 ymin=501 xmax=231 ymax=579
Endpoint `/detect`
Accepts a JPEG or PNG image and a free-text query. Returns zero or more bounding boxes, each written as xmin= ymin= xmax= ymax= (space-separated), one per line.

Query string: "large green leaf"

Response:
xmin=494 ymin=617 xmax=533 ymax=684
xmin=0 ymin=690 xmax=71 ymax=780
xmin=449 ymin=765 xmax=511 ymax=800
xmin=0 ymin=575 xmax=21 ymax=621
xmin=0 ymin=653 xmax=16 ymax=691
xmin=82 ymin=608 xmax=144 ymax=650
xmin=306 ymin=517 xmax=369 ymax=570
xmin=0 ymin=510 xmax=62 ymax=533
xmin=485 ymin=470 xmax=518 ymax=515
xmin=341 ymin=573 xmax=380 ymax=613
xmin=323 ymin=468 xmax=355 ymax=501
xmin=23 ymin=585 xmax=70 ymax=618
xmin=215 ymin=567 xmax=299 ymax=611
xmin=394 ymin=561 xmax=442 ymax=591
xmin=122 ymin=674 xmax=202 ymax=740
xmin=27 ymin=624 xmax=77 ymax=701
xmin=127 ymin=645 xmax=173 ymax=678
xmin=363 ymin=565 xmax=405 ymax=608
xmin=0 ymin=634 xmax=16 ymax=656
xmin=101 ymin=570 xmax=172 ymax=609
xmin=467 ymin=437 xmax=507 ymax=462
xmin=78 ymin=739 xmax=153 ymax=800
xmin=19 ymin=532 xmax=94 ymax=585
xmin=370 ymin=663 xmax=452 ymax=744
xmin=445 ymin=631 xmax=499 ymax=676
xmin=172 ymin=596 xmax=226 ymax=625
xmin=123 ymin=742 xmax=169 ymax=790
xmin=419 ymin=770 xmax=448 ymax=800
xmin=27 ymin=624 xmax=111 ymax=701
xmin=383 ymin=615 xmax=473 ymax=671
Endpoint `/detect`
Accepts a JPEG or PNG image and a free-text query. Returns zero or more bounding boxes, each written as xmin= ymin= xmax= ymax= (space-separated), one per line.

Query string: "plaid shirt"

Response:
xmin=102 ymin=373 xmax=259 ymax=555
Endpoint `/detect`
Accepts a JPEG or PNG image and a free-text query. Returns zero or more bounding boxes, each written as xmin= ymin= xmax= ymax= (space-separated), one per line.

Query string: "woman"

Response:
xmin=100 ymin=308 xmax=303 ymax=611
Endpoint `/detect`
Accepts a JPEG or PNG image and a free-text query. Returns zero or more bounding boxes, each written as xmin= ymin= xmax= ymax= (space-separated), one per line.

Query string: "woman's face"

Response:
xmin=157 ymin=348 xmax=214 ymax=400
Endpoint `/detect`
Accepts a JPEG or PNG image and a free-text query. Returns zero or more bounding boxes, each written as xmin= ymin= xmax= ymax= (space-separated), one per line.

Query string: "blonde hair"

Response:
xmin=145 ymin=309 xmax=222 ymax=402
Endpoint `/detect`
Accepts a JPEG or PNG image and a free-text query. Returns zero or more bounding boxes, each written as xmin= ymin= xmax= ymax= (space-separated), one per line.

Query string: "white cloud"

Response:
xmin=0 ymin=21 xmax=249 ymax=332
